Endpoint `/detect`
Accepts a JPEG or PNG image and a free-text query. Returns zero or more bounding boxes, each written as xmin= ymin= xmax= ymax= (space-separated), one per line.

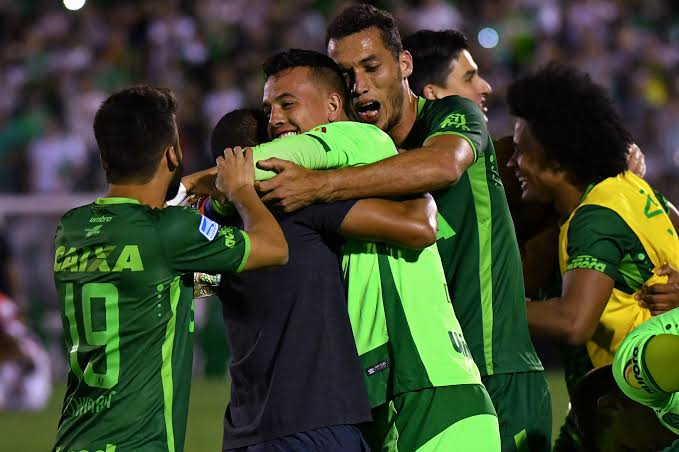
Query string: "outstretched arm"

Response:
xmin=257 ymin=134 xmax=475 ymax=212
xmin=526 ymin=268 xmax=614 ymax=345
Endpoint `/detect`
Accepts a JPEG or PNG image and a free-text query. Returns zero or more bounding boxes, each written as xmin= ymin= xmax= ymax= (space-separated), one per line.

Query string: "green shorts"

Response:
xmin=360 ymin=384 xmax=500 ymax=451
xmin=481 ymin=371 xmax=552 ymax=452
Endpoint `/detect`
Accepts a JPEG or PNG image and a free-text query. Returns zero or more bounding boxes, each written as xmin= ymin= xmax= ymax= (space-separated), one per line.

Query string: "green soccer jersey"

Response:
xmin=613 ymin=307 xmax=679 ymax=435
xmin=244 ymin=120 xmax=482 ymax=407
xmin=401 ymin=96 xmax=543 ymax=376
xmin=53 ymin=197 xmax=249 ymax=452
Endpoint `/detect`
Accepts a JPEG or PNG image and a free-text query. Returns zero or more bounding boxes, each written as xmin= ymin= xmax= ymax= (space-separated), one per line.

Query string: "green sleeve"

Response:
xmin=652 ymin=187 xmax=670 ymax=214
xmin=251 ymin=122 xmax=398 ymax=180
xmin=420 ymin=96 xmax=488 ymax=162
xmin=566 ymin=205 xmax=630 ymax=281
xmin=159 ymin=207 xmax=250 ymax=274
xmin=613 ymin=312 xmax=678 ymax=409
xmin=252 ymin=134 xmax=330 ymax=180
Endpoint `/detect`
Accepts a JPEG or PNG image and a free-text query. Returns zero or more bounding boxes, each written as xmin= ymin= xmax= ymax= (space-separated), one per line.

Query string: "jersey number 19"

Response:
xmin=61 ymin=282 xmax=120 ymax=389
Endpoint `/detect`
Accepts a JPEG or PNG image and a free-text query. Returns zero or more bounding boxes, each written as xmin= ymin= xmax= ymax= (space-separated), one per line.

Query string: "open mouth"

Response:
xmin=515 ymin=172 xmax=528 ymax=191
xmin=355 ymin=100 xmax=380 ymax=123
xmin=479 ymin=97 xmax=488 ymax=114
xmin=275 ymin=130 xmax=298 ymax=139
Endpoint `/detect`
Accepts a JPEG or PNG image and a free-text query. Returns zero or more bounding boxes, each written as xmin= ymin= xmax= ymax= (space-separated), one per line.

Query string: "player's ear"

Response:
xmin=422 ymin=84 xmax=438 ymax=100
xmin=166 ymin=145 xmax=180 ymax=171
xmin=400 ymin=50 xmax=413 ymax=79
xmin=596 ymin=394 xmax=624 ymax=414
xmin=327 ymin=92 xmax=343 ymax=122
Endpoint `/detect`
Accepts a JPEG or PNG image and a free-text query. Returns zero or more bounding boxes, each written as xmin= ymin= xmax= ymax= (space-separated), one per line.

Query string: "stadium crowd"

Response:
xmin=0 ymin=0 xmax=678 ymax=200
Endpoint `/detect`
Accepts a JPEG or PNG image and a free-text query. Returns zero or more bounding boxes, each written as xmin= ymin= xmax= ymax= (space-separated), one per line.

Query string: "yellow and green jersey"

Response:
xmin=243 ymin=121 xmax=482 ymax=406
xmin=401 ymin=96 xmax=543 ymax=376
xmin=613 ymin=307 xmax=679 ymax=435
xmin=53 ymin=198 xmax=249 ymax=452
xmin=560 ymin=172 xmax=679 ymax=367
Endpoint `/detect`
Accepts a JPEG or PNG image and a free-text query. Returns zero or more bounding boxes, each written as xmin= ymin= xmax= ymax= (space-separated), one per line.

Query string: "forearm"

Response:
xmin=319 ymin=148 xmax=457 ymax=202
xmin=526 ymin=298 xmax=581 ymax=344
xmin=231 ymin=187 xmax=279 ymax=237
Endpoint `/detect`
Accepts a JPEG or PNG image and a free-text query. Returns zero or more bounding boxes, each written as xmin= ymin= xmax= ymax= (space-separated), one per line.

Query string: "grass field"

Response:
xmin=1 ymin=371 xmax=570 ymax=451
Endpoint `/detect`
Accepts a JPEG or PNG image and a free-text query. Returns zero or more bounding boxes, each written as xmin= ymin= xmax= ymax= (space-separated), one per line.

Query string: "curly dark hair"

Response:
xmin=507 ymin=62 xmax=631 ymax=187
xmin=94 ymin=85 xmax=178 ymax=184
xmin=402 ymin=29 xmax=468 ymax=96
xmin=325 ymin=3 xmax=402 ymax=59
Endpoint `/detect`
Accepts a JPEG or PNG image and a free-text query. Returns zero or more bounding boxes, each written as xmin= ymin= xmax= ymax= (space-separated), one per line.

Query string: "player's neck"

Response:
xmin=106 ymin=178 xmax=168 ymax=209
xmin=387 ymin=86 xmax=419 ymax=147
xmin=553 ymin=182 xmax=586 ymax=217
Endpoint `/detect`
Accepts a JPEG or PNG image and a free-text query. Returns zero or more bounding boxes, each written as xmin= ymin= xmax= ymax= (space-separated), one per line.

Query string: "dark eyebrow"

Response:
xmin=262 ymin=93 xmax=296 ymax=109
xmin=359 ymin=55 xmax=380 ymax=65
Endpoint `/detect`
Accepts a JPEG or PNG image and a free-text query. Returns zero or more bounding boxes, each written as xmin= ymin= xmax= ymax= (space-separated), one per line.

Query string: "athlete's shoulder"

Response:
xmin=59 ymin=203 xmax=94 ymax=223
xmin=421 ymin=95 xmax=483 ymax=120
xmin=308 ymin=121 xmax=390 ymax=139
xmin=157 ymin=205 xmax=204 ymax=229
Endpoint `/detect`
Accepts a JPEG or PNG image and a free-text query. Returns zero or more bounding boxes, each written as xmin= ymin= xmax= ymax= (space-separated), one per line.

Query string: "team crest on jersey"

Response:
xmin=199 ymin=215 xmax=219 ymax=241
xmin=439 ymin=113 xmax=470 ymax=131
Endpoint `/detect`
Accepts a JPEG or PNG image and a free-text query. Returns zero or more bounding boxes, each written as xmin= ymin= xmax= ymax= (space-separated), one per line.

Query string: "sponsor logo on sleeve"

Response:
xmin=623 ymin=347 xmax=654 ymax=393
xmin=218 ymin=227 xmax=236 ymax=248
xmin=199 ymin=216 xmax=219 ymax=241
xmin=566 ymin=255 xmax=607 ymax=272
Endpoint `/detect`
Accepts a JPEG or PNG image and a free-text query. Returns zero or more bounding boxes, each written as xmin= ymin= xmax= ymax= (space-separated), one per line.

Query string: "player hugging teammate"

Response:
xmin=51 ymin=4 xmax=679 ymax=452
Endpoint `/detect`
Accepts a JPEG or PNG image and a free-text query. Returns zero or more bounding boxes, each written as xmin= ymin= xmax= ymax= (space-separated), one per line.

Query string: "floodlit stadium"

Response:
xmin=1 ymin=1 xmax=678 ymax=451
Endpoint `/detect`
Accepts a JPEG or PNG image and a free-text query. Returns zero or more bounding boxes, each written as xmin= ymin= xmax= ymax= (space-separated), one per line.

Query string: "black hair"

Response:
xmin=507 ymin=62 xmax=631 ymax=187
xmin=94 ymin=85 xmax=178 ymax=184
xmin=326 ymin=3 xmax=403 ymax=59
xmin=263 ymin=48 xmax=353 ymax=117
xmin=403 ymin=29 xmax=469 ymax=96
xmin=571 ymin=365 xmax=620 ymax=452
xmin=210 ymin=109 xmax=269 ymax=160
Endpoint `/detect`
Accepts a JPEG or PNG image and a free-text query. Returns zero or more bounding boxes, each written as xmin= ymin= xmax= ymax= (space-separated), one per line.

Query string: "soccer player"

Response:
xmin=203 ymin=63 xmax=445 ymax=450
xmin=403 ymin=29 xmax=492 ymax=120
xmin=52 ymin=86 xmax=288 ymax=452
xmin=256 ymin=6 xmax=546 ymax=451
xmin=207 ymin=49 xmax=500 ymax=451
xmin=507 ymin=63 xmax=679 ymax=368
xmin=572 ymin=365 xmax=678 ymax=452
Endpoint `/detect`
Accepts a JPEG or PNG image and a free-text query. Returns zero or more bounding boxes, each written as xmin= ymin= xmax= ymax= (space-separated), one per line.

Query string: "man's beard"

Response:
xmin=165 ymin=159 xmax=184 ymax=201
xmin=382 ymin=71 xmax=405 ymax=135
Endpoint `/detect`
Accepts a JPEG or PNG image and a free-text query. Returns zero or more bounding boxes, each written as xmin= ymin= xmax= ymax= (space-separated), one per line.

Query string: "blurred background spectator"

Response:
xmin=0 ymin=0 xmax=676 ymax=196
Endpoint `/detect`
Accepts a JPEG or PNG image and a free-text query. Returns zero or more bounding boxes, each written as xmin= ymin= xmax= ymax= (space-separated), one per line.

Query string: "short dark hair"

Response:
xmin=326 ymin=4 xmax=402 ymax=59
xmin=507 ymin=62 xmax=631 ymax=187
xmin=94 ymin=85 xmax=178 ymax=184
xmin=263 ymin=48 xmax=352 ymax=116
xmin=403 ymin=29 xmax=468 ymax=96
xmin=572 ymin=365 xmax=619 ymax=452
xmin=210 ymin=109 xmax=269 ymax=160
